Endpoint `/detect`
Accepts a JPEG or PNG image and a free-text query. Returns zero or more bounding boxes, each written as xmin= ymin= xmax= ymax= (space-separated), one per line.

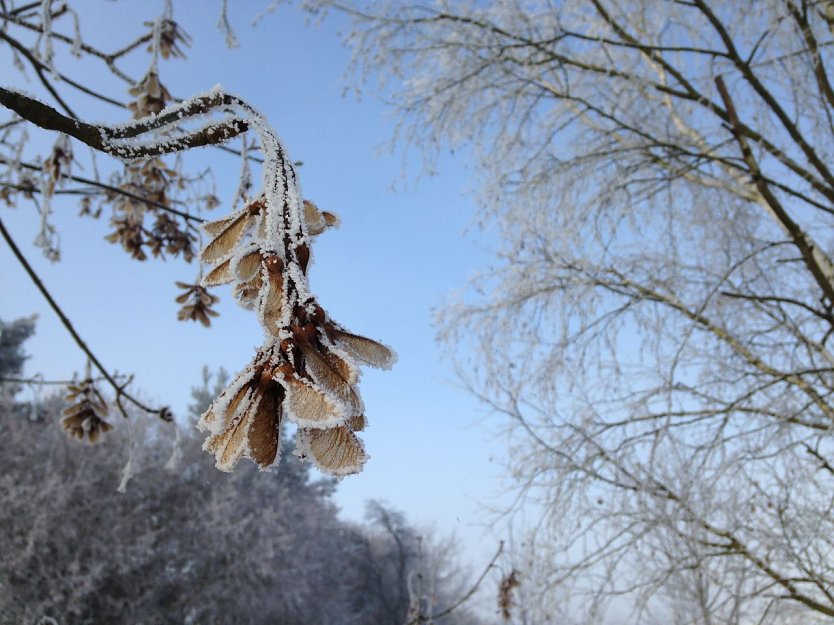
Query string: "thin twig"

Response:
xmin=0 ymin=164 xmax=205 ymax=223
xmin=0 ymin=375 xmax=115 ymax=385
xmin=0 ymin=215 xmax=171 ymax=421
xmin=429 ymin=541 xmax=504 ymax=621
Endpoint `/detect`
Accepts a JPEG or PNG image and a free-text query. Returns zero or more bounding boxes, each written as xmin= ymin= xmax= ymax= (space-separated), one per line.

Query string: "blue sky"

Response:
xmin=1 ymin=1 xmax=515 ymax=570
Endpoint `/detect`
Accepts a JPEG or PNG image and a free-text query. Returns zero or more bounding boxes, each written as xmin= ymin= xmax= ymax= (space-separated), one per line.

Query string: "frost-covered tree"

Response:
xmin=275 ymin=0 xmax=834 ymax=622
xmin=0 ymin=314 xmax=36 ymax=409
xmin=0 ymin=1 xmax=394 ymax=475
xmin=0 ymin=368 xmax=487 ymax=624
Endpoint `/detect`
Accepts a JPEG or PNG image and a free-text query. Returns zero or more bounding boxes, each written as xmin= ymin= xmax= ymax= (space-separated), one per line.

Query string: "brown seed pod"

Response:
xmin=263 ymin=253 xmax=284 ymax=275
xmin=291 ymin=323 xmax=317 ymax=344
xmin=272 ymin=362 xmax=296 ymax=380
xmin=310 ymin=303 xmax=326 ymax=324
xmin=246 ymin=196 xmax=266 ymax=216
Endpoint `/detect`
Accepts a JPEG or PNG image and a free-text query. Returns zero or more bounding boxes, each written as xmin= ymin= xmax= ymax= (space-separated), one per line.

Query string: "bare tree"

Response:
xmin=279 ymin=0 xmax=834 ymax=622
xmin=0 ymin=1 xmax=394 ymax=475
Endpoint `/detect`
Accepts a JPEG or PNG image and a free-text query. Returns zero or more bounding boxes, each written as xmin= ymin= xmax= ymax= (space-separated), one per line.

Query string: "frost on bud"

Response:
xmin=61 ymin=378 xmax=112 ymax=443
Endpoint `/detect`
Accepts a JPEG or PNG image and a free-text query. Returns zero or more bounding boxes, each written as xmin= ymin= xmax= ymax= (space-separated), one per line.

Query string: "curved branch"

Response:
xmin=0 ymin=215 xmax=171 ymax=421
xmin=0 ymin=86 xmax=248 ymax=159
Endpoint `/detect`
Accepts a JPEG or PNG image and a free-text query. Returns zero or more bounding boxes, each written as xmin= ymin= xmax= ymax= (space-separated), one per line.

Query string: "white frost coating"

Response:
xmin=66 ymin=5 xmax=83 ymax=57
xmin=231 ymin=137 xmax=251 ymax=209
xmin=198 ymin=365 xmax=254 ymax=435
xmin=217 ymin=0 xmax=240 ymax=49
xmin=37 ymin=0 xmax=56 ymax=76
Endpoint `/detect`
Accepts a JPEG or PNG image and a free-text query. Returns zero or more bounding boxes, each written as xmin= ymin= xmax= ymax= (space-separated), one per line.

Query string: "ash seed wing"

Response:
xmin=332 ymin=330 xmax=396 ymax=370
xmin=199 ymin=379 xmax=253 ymax=434
xmin=298 ymin=426 xmax=368 ymax=476
xmin=257 ymin=271 xmax=284 ymax=334
xmin=247 ymin=388 xmax=282 ymax=468
xmin=201 ymin=211 xmax=249 ymax=263
xmin=205 ymin=396 xmax=257 ymax=472
xmin=300 ymin=344 xmax=363 ymax=415
xmin=321 ymin=348 xmax=359 ymax=385
xmin=303 ymin=199 xmax=326 ymax=235
xmin=202 ymin=208 xmax=246 ymax=236
xmin=347 ymin=414 xmax=367 ymax=432
xmin=203 ymin=257 xmax=234 ymax=286
xmin=322 ymin=212 xmax=340 ymax=228
xmin=235 ymin=250 xmax=262 ymax=283
xmin=284 ymin=379 xmax=345 ymax=428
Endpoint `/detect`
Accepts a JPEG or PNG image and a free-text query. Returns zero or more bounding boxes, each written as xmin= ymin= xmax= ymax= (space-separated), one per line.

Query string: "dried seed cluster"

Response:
xmin=61 ymin=378 xmax=113 ymax=443
xmin=128 ymin=70 xmax=172 ymax=119
xmin=103 ymin=158 xmax=196 ymax=262
xmin=175 ymin=281 xmax=219 ymax=326
xmin=145 ymin=18 xmax=191 ymax=60
xmin=197 ymin=192 xmax=394 ymax=476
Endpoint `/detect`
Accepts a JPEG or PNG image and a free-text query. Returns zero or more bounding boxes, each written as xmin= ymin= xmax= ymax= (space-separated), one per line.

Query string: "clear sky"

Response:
xmin=0 ymin=1 xmax=515 ymax=573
